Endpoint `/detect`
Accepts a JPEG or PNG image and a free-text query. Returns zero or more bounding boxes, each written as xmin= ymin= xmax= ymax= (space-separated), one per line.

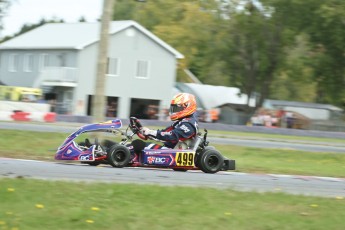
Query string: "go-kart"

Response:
xmin=55 ymin=117 xmax=235 ymax=173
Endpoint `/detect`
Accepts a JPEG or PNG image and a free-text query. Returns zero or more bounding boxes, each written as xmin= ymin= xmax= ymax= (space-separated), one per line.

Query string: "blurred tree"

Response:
xmin=262 ymin=0 xmax=345 ymax=108
xmin=219 ymin=1 xmax=293 ymax=109
xmin=113 ymin=0 xmax=345 ymax=109
xmin=308 ymin=0 xmax=345 ymax=108
xmin=270 ymin=34 xmax=316 ymax=102
xmin=0 ymin=0 xmax=10 ymax=37
xmin=152 ymin=2 xmax=218 ymax=79
xmin=112 ymin=0 xmax=137 ymax=21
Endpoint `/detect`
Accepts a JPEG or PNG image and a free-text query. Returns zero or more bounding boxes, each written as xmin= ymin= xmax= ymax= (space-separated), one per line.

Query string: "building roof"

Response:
xmin=0 ymin=20 xmax=184 ymax=59
xmin=264 ymin=99 xmax=343 ymax=111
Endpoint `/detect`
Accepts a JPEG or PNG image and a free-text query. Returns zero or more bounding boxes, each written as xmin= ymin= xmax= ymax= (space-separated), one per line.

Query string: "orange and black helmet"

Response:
xmin=169 ymin=93 xmax=197 ymax=121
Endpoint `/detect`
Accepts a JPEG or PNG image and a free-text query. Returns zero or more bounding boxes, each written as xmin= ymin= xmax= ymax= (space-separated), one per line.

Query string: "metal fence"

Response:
xmin=309 ymin=120 xmax=345 ymax=132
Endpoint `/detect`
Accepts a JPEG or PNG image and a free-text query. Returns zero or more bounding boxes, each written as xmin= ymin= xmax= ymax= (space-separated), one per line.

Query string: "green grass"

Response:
xmin=215 ymin=145 xmax=345 ymax=177
xmin=0 ymin=178 xmax=344 ymax=230
xmin=0 ymin=130 xmax=67 ymax=161
xmin=0 ymin=129 xmax=345 ymax=177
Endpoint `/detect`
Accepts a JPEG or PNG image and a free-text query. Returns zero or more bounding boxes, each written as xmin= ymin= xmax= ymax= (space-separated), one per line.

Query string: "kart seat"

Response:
xmin=174 ymin=136 xmax=201 ymax=150
xmin=85 ymin=138 xmax=92 ymax=147
xmin=132 ymin=139 xmax=146 ymax=153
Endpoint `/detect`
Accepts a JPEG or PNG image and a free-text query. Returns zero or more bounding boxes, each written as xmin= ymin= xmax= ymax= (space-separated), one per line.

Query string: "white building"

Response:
xmin=0 ymin=20 xmax=184 ymax=118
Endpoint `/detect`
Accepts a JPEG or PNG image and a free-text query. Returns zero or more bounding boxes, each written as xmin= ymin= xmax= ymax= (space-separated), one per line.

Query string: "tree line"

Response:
xmin=113 ymin=0 xmax=345 ymax=111
xmin=1 ymin=0 xmax=344 ymax=111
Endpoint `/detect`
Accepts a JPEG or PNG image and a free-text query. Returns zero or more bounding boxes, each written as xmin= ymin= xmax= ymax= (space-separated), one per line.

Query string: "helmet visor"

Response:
xmin=170 ymin=104 xmax=185 ymax=114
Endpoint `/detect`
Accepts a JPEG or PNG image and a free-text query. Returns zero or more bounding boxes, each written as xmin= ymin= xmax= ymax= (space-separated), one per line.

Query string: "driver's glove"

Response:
xmin=142 ymin=127 xmax=157 ymax=137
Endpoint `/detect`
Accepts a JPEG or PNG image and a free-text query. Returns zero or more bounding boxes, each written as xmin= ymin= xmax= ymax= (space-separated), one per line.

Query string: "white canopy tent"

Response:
xmin=181 ymin=83 xmax=256 ymax=109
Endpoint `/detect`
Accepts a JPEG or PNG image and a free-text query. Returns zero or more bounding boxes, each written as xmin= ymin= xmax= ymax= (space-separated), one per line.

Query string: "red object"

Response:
xmin=44 ymin=112 xmax=56 ymax=122
xmin=9 ymin=111 xmax=56 ymax=122
xmin=10 ymin=111 xmax=30 ymax=121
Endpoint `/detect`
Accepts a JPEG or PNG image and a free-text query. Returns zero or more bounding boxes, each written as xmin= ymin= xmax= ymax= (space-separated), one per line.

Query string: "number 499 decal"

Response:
xmin=175 ymin=152 xmax=195 ymax=167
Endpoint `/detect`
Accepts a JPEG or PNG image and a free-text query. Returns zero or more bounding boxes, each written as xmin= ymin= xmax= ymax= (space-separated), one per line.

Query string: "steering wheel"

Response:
xmin=129 ymin=117 xmax=147 ymax=140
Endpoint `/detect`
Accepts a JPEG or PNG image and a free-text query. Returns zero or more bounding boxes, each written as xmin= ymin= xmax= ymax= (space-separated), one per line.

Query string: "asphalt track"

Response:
xmin=0 ymin=158 xmax=344 ymax=198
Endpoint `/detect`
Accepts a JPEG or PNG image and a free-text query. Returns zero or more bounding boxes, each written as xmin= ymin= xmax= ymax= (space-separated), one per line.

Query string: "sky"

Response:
xmin=1 ymin=0 xmax=103 ymax=37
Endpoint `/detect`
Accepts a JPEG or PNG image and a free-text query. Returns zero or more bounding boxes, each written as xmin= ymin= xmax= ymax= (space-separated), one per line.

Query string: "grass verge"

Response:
xmin=0 ymin=178 xmax=344 ymax=230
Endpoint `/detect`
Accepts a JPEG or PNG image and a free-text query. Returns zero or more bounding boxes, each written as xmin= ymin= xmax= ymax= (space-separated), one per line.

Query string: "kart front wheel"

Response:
xmin=198 ymin=148 xmax=223 ymax=174
xmin=107 ymin=145 xmax=131 ymax=168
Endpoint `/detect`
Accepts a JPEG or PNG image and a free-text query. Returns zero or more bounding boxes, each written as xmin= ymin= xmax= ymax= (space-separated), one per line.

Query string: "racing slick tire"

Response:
xmin=107 ymin=145 xmax=131 ymax=168
xmin=195 ymin=146 xmax=215 ymax=168
xmin=198 ymin=148 xmax=224 ymax=174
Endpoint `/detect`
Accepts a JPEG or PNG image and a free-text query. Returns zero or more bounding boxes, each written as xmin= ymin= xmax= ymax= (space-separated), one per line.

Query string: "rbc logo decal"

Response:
xmin=155 ymin=157 xmax=168 ymax=164
xmin=79 ymin=154 xmax=93 ymax=161
xmin=147 ymin=156 xmax=155 ymax=164
xmin=147 ymin=156 xmax=169 ymax=164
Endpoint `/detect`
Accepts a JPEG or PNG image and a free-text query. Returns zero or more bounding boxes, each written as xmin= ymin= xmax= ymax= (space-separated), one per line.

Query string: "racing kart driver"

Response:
xmin=138 ymin=93 xmax=199 ymax=150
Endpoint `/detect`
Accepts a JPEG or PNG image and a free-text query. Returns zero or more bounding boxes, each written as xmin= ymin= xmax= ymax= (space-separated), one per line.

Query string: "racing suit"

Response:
xmin=127 ymin=113 xmax=198 ymax=162
xmin=150 ymin=113 xmax=199 ymax=149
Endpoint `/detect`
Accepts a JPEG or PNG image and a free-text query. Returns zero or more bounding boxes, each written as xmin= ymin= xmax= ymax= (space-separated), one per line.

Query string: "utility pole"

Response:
xmin=92 ymin=0 xmax=115 ymax=124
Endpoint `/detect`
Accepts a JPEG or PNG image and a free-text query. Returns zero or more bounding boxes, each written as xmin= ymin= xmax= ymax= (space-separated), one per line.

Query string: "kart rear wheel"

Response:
xmin=107 ymin=145 xmax=131 ymax=168
xmin=198 ymin=148 xmax=223 ymax=174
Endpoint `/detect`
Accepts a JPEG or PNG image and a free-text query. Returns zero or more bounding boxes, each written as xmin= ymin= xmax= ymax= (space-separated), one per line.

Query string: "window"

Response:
xmin=107 ymin=57 xmax=119 ymax=76
xmin=136 ymin=60 xmax=150 ymax=79
xmin=58 ymin=53 xmax=67 ymax=66
xmin=8 ymin=54 xmax=19 ymax=72
xmin=39 ymin=53 xmax=50 ymax=71
xmin=23 ymin=54 xmax=34 ymax=72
